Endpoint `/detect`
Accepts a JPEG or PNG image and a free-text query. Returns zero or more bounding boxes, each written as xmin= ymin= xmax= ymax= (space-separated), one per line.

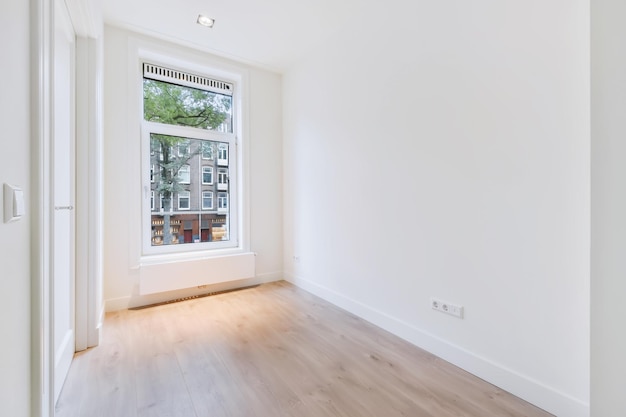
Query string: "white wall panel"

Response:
xmin=0 ymin=1 xmax=31 ymax=416
xmin=283 ymin=1 xmax=590 ymax=415
xmin=591 ymin=0 xmax=626 ymax=415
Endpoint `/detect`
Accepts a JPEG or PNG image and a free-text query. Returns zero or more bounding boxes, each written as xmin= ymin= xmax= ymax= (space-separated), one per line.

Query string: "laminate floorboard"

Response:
xmin=55 ymin=281 xmax=554 ymax=417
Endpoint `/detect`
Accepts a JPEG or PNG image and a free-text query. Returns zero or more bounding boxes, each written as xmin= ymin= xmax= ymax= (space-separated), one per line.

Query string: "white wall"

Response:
xmin=283 ymin=1 xmax=590 ymax=416
xmin=103 ymin=25 xmax=283 ymax=310
xmin=0 ymin=0 xmax=31 ymax=415
xmin=591 ymin=1 xmax=626 ymax=416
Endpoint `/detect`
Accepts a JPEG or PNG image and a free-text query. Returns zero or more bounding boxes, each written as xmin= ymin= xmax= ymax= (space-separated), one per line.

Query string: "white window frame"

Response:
xmin=177 ymin=141 xmax=190 ymax=157
xmin=178 ymin=164 xmax=191 ymax=184
xmin=218 ymin=144 xmax=228 ymax=166
xmin=218 ymin=192 xmax=228 ymax=211
xmin=177 ymin=190 xmax=191 ymax=210
xmin=202 ymin=191 xmax=213 ymax=210
xmin=143 ymin=122 xmax=238 ymax=254
xmin=158 ymin=193 xmax=168 ymax=212
xmin=151 ymin=191 xmax=155 ymax=210
xmin=202 ymin=166 xmax=213 ymax=185
xmin=201 ymin=142 xmax=213 ymax=160
xmin=134 ymin=44 xmax=249 ymax=264
xmin=217 ymin=168 xmax=228 ymax=191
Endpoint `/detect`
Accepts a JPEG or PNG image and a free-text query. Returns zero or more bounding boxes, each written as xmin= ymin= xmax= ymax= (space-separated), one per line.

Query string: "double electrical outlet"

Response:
xmin=431 ymin=297 xmax=464 ymax=319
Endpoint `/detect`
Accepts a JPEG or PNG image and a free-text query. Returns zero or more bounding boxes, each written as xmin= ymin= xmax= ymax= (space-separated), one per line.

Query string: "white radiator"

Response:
xmin=139 ymin=252 xmax=255 ymax=294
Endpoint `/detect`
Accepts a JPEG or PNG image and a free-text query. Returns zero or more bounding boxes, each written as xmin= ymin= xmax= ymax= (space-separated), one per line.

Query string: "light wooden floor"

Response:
xmin=56 ymin=281 xmax=553 ymax=417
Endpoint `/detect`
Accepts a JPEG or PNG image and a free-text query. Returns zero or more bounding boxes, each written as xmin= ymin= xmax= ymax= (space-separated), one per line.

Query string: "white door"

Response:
xmin=52 ymin=0 xmax=76 ymax=403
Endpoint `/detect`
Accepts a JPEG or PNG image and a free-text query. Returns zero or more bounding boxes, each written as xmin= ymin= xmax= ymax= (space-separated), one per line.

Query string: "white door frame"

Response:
xmin=31 ymin=0 xmax=103 ymax=415
xmin=52 ymin=0 xmax=77 ymax=403
xmin=31 ymin=1 xmax=54 ymax=414
xmin=73 ymin=33 xmax=104 ymax=353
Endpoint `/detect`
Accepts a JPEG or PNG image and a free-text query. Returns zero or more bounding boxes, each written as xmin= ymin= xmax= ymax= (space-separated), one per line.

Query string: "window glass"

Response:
xmin=202 ymin=166 xmax=213 ymax=184
xmin=143 ymin=78 xmax=232 ymax=133
xmin=143 ymin=65 xmax=236 ymax=251
xmin=178 ymin=191 xmax=190 ymax=210
xmin=149 ymin=133 xmax=231 ymax=247
xmin=218 ymin=168 xmax=228 ymax=190
xmin=202 ymin=191 xmax=213 ymax=210
xmin=178 ymin=165 xmax=191 ymax=184
xmin=202 ymin=142 xmax=214 ymax=159
xmin=218 ymin=192 xmax=228 ymax=210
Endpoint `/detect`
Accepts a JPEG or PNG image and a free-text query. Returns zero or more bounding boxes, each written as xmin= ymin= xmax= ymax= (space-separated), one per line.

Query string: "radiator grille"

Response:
xmin=129 ymin=285 xmax=258 ymax=310
xmin=143 ymin=63 xmax=233 ymax=96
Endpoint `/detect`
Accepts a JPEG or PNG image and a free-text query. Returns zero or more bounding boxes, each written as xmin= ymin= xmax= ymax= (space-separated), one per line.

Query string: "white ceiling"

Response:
xmin=103 ymin=0 xmax=369 ymax=73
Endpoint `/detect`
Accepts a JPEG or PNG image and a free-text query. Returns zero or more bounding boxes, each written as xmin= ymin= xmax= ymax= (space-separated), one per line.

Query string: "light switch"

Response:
xmin=13 ymin=189 xmax=25 ymax=216
xmin=4 ymin=183 xmax=24 ymax=223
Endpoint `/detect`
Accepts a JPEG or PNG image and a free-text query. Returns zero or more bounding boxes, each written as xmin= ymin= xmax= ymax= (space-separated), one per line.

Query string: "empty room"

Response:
xmin=1 ymin=0 xmax=625 ymax=416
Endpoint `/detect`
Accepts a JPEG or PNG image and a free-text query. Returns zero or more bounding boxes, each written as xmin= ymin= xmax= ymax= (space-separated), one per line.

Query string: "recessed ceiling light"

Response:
xmin=197 ymin=14 xmax=215 ymax=28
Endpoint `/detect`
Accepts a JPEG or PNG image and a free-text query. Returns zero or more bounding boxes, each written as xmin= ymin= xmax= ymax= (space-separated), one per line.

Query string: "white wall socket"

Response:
xmin=431 ymin=297 xmax=464 ymax=319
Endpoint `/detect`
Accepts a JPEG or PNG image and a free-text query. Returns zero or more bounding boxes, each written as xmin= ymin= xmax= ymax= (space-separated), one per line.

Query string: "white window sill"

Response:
xmin=140 ymin=246 xmax=248 ymax=266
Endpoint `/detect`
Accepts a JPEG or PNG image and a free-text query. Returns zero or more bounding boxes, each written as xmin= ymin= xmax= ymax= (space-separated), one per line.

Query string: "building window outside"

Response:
xmin=178 ymin=191 xmax=190 ymax=210
xmin=158 ymin=193 xmax=166 ymax=211
xmin=202 ymin=191 xmax=213 ymax=210
xmin=178 ymin=165 xmax=191 ymax=184
xmin=178 ymin=141 xmax=190 ymax=157
xmin=218 ymin=144 xmax=228 ymax=166
xmin=202 ymin=166 xmax=213 ymax=184
xmin=218 ymin=192 xmax=228 ymax=211
xmin=143 ymin=62 xmax=237 ymax=252
xmin=217 ymin=168 xmax=228 ymax=191
xmin=202 ymin=142 xmax=214 ymax=160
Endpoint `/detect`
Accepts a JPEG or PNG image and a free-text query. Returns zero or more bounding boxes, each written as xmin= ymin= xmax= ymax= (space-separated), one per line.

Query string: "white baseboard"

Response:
xmin=285 ymin=273 xmax=589 ymax=417
xmin=105 ymin=271 xmax=283 ymax=312
xmin=104 ymin=295 xmax=133 ymax=313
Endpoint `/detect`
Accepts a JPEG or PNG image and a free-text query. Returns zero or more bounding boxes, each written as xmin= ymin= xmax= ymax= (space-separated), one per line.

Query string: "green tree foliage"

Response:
xmin=144 ymin=78 xmax=231 ymax=245
xmin=143 ymin=79 xmax=231 ymax=129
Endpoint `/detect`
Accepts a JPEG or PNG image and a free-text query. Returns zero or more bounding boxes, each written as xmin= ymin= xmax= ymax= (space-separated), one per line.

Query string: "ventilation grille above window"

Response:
xmin=143 ymin=63 xmax=233 ymax=96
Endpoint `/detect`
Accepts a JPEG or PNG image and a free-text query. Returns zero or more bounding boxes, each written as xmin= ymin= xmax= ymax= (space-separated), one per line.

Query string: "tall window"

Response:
xmin=201 ymin=142 xmax=214 ymax=160
xmin=143 ymin=63 xmax=237 ymax=252
xmin=218 ymin=192 xmax=228 ymax=211
xmin=177 ymin=191 xmax=190 ymax=210
xmin=217 ymin=168 xmax=228 ymax=190
xmin=177 ymin=141 xmax=190 ymax=157
xmin=202 ymin=166 xmax=213 ymax=184
xmin=178 ymin=165 xmax=191 ymax=184
xmin=202 ymin=191 xmax=213 ymax=210
xmin=218 ymin=145 xmax=228 ymax=165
